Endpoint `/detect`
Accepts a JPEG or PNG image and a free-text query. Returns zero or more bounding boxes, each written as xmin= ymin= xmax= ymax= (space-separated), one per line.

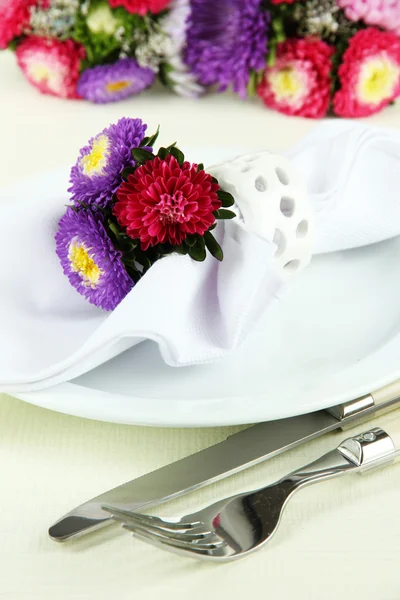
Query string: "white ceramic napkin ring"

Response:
xmin=209 ymin=151 xmax=315 ymax=280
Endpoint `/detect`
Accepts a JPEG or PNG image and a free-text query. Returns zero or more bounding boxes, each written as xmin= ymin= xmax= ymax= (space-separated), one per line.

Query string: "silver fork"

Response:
xmin=103 ymin=427 xmax=399 ymax=562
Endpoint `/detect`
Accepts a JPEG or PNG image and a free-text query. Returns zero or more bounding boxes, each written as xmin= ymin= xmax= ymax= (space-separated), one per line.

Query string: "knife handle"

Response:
xmin=372 ymin=380 xmax=400 ymax=406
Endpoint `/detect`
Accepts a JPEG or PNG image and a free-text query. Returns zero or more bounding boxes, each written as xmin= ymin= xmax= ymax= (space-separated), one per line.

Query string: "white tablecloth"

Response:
xmin=1 ymin=50 xmax=400 ymax=600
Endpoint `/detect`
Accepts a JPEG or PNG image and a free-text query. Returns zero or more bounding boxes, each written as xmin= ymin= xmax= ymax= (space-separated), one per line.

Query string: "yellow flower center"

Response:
xmin=358 ymin=56 xmax=400 ymax=105
xmin=29 ymin=62 xmax=52 ymax=83
xmin=106 ymin=80 xmax=131 ymax=93
xmin=80 ymin=134 xmax=110 ymax=177
xmin=69 ymin=242 xmax=101 ymax=287
xmin=269 ymin=66 xmax=305 ymax=105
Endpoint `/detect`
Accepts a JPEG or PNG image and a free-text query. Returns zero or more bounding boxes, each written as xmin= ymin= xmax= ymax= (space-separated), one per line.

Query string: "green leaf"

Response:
xmin=7 ymin=38 xmax=20 ymax=52
xmin=119 ymin=237 xmax=138 ymax=252
xmin=267 ymin=45 xmax=277 ymax=67
xmin=217 ymin=190 xmax=235 ymax=208
xmin=121 ymin=166 xmax=136 ymax=179
xmin=157 ymin=147 xmax=168 ymax=160
xmin=214 ymin=209 xmax=236 ymax=220
xmin=247 ymin=71 xmax=257 ymax=97
xmin=75 ymin=200 xmax=91 ymax=210
xmin=188 ymin=237 xmax=206 ymax=262
xmin=211 ymin=176 xmax=218 ymax=184
xmin=197 ymin=163 xmax=204 ymax=172
xmin=188 ymin=245 xmax=206 ymax=262
xmin=169 ymin=146 xmax=185 ymax=166
xmin=143 ymin=125 xmax=160 ymax=149
xmin=184 ymin=234 xmax=198 ymax=247
xmin=131 ymin=148 xmax=155 ymax=164
xmin=123 ymin=248 xmax=138 ymax=261
xmin=174 ymin=244 xmax=189 ymax=255
xmin=204 ymin=231 xmax=223 ymax=261
xmin=124 ymin=264 xmax=142 ymax=284
xmin=158 ymin=62 xmax=174 ymax=87
xmin=108 ymin=221 xmax=121 ymax=239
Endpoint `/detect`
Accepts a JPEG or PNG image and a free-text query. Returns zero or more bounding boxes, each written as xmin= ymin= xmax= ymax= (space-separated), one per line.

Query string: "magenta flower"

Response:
xmin=258 ymin=38 xmax=334 ymax=118
xmin=0 ymin=0 xmax=39 ymax=49
xmin=113 ymin=154 xmax=222 ymax=250
xmin=16 ymin=36 xmax=85 ymax=98
xmin=333 ymin=28 xmax=400 ymax=117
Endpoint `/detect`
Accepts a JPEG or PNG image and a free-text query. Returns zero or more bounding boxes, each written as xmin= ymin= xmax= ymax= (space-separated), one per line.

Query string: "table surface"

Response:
xmin=1 ymin=50 xmax=400 ymax=600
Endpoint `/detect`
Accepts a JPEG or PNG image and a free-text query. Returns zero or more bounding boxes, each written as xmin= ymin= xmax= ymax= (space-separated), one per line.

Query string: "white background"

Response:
xmin=1 ymin=49 xmax=400 ymax=599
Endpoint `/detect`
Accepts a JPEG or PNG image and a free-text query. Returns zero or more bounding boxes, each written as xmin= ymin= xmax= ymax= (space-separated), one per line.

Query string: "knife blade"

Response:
xmin=49 ymin=380 xmax=400 ymax=542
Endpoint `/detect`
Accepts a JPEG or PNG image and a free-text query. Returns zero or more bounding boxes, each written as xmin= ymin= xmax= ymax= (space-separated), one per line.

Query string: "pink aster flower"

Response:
xmin=16 ymin=36 xmax=85 ymax=99
xmin=257 ymin=38 xmax=334 ymax=118
xmin=333 ymin=28 xmax=400 ymax=117
xmin=337 ymin=0 xmax=400 ymax=36
xmin=113 ymin=154 xmax=221 ymax=250
xmin=0 ymin=0 xmax=40 ymax=49
xmin=108 ymin=0 xmax=170 ymax=15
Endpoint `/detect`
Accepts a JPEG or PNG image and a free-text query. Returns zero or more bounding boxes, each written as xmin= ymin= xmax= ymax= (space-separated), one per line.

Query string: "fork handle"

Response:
xmin=282 ymin=427 xmax=398 ymax=491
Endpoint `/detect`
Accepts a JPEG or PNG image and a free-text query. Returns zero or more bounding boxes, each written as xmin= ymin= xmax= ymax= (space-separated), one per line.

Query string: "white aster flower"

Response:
xmin=159 ymin=0 xmax=204 ymax=98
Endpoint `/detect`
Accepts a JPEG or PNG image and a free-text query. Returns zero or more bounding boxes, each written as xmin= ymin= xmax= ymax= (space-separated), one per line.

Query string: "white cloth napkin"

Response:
xmin=289 ymin=121 xmax=400 ymax=254
xmin=0 ymin=174 xmax=285 ymax=392
xmin=1 ymin=121 xmax=399 ymax=393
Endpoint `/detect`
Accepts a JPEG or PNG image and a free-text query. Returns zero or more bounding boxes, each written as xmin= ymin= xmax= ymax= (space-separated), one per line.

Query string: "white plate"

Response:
xmin=15 ymin=235 xmax=400 ymax=427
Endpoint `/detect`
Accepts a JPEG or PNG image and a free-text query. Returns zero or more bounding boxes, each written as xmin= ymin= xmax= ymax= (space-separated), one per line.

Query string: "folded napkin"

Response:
xmin=1 ymin=121 xmax=399 ymax=393
xmin=289 ymin=121 xmax=400 ymax=254
xmin=0 ymin=171 xmax=287 ymax=392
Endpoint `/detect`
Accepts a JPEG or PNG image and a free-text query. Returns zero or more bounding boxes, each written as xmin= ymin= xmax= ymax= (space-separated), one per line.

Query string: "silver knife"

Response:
xmin=49 ymin=380 xmax=400 ymax=542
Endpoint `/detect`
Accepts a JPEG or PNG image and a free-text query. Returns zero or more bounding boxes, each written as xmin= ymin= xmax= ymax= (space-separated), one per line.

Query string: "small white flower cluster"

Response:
xmin=29 ymin=0 xmax=79 ymax=38
xmin=293 ymin=0 xmax=357 ymax=40
xmin=134 ymin=27 xmax=173 ymax=72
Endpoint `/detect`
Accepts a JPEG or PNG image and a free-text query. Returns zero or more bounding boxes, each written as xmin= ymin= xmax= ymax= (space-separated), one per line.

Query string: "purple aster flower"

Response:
xmin=77 ymin=59 xmax=155 ymax=103
xmin=184 ymin=0 xmax=270 ymax=98
xmin=69 ymin=117 xmax=147 ymax=208
xmin=55 ymin=207 xmax=134 ymax=311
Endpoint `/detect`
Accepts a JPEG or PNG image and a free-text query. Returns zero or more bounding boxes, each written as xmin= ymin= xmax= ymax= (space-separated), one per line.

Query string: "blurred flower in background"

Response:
xmin=77 ymin=57 xmax=155 ymax=102
xmin=333 ymin=27 xmax=400 ymax=116
xmin=157 ymin=0 xmax=204 ymax=97
xmin=257 ymin=38 xmax=334 ymax=117
xmin=15 ymin=36 xmax=85 ymax=97
xmin=337 ymin=0 xmax=400 ymax=36
xmin=29 ymin=0 xmax=79 ymax=38
xmin=108 ymin=0 xmax=170 ymax=15
xmin=1 ymin=0 xmax=400 ymax=117
xmin=0 ymin=0 xmax=39 ymax=48
xmin=184 ymin=0 xmax=270 ymax=98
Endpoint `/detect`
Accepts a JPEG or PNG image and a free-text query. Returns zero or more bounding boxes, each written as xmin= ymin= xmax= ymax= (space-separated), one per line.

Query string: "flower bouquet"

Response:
xmin=1 ymin=0 xmax=400 ymax=117
xmin=56 ymin=117 xmax=236 ymax=311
